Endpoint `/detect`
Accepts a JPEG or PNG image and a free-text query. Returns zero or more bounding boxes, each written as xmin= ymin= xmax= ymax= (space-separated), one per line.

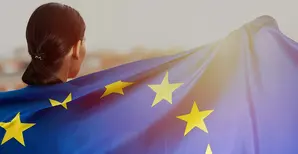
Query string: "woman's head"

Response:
xmin=22 ymin=2 xmax=86 ymax=85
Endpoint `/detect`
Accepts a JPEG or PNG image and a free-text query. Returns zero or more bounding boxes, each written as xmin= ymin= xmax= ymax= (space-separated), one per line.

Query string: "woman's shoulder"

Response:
xmin=0 ymin=87 xmax=34 ymax=102
xmin=0 ymin=84 xmax=71 ymax=111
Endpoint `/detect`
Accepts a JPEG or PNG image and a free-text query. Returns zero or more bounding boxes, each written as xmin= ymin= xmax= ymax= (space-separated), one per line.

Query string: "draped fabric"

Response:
xmin=0 ymin=16 xmax=298 ymax=154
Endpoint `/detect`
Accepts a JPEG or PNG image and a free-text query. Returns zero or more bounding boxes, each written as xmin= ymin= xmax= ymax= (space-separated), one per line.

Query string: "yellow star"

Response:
xmin=177 ymin=102 xmax=213 ymax=136
xmin=0 ymin=112 xmax=35 ymax=146
xmin=205 ymin=144 xmax=212 ymax=154
xmin=148 ymin=72 xmax=183 ymax=107
xmin=49 ymin=93 xmax=72 ymax=109
xmin=101 ymin=80 xmax=133 ymax=98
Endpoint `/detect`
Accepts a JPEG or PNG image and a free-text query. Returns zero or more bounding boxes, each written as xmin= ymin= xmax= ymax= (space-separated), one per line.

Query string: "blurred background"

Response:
xmin=1 ymin=0 xmax=298 ymax=91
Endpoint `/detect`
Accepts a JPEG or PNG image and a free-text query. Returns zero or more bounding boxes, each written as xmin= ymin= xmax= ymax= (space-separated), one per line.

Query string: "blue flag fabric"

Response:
xmin=1 ymin=15 xmax=298 ymax=154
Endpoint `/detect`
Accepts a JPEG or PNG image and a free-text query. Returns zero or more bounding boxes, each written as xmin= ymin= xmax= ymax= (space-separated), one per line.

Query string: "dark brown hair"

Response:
xmin=22 ymin=2 xmax=85 ymax=85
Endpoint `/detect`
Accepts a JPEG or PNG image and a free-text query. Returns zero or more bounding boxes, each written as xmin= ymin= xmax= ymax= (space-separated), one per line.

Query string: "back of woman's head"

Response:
xmin=22 ymin=2 xmax=86 ymax=85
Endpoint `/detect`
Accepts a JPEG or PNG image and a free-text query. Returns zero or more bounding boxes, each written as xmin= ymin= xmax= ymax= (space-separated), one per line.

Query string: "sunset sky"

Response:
xmin=1 ymin=0 xmax=298 ymax=58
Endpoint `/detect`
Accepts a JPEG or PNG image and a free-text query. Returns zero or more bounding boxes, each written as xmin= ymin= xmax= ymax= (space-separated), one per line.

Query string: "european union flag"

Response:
xmin=1 ymin=15 xmax=298 ymax=154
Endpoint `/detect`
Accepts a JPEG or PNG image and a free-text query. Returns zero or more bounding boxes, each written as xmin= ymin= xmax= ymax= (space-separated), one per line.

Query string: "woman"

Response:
xmin=2 ymin=3 xmax=298 ymax=154
xmin=0 ymin=3 xmax=91 ymax=153
xmin=22 ymin=2 xmax=86 ymax=85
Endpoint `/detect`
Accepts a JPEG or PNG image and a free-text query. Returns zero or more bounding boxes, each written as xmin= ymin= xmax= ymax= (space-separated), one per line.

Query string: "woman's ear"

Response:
xmin=72 ymin=40 xmax=82 ymax=60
